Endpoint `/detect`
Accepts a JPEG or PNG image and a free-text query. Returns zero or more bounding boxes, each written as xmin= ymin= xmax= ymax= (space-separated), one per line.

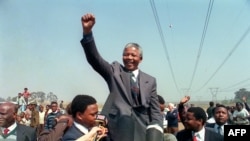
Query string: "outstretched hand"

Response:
xmin=180 ymin=96 xmax=190 ymax=104
xmin=242 ymin=96 xmax=247 ymax=102
xmin=81 ymin=13 xmax=95 ymax=34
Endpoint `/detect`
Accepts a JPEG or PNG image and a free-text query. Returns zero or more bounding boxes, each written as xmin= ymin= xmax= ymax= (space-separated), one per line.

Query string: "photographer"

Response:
xmin=38 ymin=114 xmax=107 ymax=141
xmin=62 ymin=95 xmax=108 ymax=141
xmin=38 ymin=95 xmax=108 ymax=141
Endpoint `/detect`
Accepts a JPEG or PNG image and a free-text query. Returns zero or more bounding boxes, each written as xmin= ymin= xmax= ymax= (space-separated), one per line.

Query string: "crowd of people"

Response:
xmin=1 ymin=12 xmax=250 ymax=141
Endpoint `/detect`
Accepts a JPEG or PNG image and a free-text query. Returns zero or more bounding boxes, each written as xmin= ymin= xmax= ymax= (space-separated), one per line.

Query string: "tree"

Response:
xmin=46 ymin=92 xmax=58 ymax=102
xmin=234 ymin=88 xmax=250 ymax=102
xmin=30 ymin=91 xmax=46 ymax=103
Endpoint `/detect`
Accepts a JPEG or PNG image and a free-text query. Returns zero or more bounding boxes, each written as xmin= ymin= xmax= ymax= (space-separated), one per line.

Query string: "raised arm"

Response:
xmin=81 ymin=13 xmax=95 ymax=35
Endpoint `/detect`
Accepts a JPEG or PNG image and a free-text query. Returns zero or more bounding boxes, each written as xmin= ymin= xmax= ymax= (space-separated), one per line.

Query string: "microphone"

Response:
xmin=95 ymin=114 xmax=107 ymax=127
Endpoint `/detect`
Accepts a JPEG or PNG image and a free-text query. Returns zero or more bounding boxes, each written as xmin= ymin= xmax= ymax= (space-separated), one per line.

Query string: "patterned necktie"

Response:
xmin=3 ymin=128 xmax=9 ymax=135
xmin=130 ymin=72 xmax=139 ymax=105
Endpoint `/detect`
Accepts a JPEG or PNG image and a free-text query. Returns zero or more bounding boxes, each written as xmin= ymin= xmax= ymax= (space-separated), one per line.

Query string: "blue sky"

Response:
xmin=1 ymin=0 xmax=250 ymax=104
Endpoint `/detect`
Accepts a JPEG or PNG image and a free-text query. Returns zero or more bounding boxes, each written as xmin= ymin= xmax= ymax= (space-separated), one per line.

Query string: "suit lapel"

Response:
xmin=138 ymin=71 xmax=149 ymax=105
xmin=114 ymin=70 xmax=134 ymax=105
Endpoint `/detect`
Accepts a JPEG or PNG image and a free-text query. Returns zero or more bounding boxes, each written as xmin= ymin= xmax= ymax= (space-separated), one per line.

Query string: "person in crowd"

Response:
xmin=206 ymin=104 xmax=229 ymax=136
xmin=62 ymin=95 xmax=108 ymax=141
xmin=18 ymin=112 xmax=26 ymax=125
xmin=29 ymin=101 xmax=40 ymax=136
xmin=60 ymin=100 xmax=64 ymax=110
xmin=44 ymin=104 xmax=52 ymax=120
xmin=226 ymin=106 xmax=235 ymax=124
xmin=176 ymin=107 xmax=224 ymax=141
xmin=157 ymin=95 xmax=177 ymax=141
xmin=242 ymin=96 xmax=250 ymax=122
xmin=15 ymin=114 xmax=22 ymax=124
xmin=232 ymin=102 xmax=249 ymax=125
xmin=165 ymin=103 xmax=178 ymax=135
xmin=80 ymin=13 xmax=163 ymax=141
xmin=16 ymin=92 xmax=26 ymax=114
xmin=38 ymin=105 xmax=46 ymax=134
xmin=23 ymin=111 xmax=31 ymax=126
xmin=38 ymin=113 xmax=106 ymax=141
xmin=0 ymin=102 xmax=36 ymax=141
xmin=206 ymin=101 xmax=215 ymax=119
xmin=178 ymin=95 xmax=190 ymax=128
xmin=44 ymin=101 xmax=62 ymax=131
xmin=22 ymin=87 xmax=30 ymax=105
xmin=25 ymin=104 xmax=32 ymax=119
xmin=206 ymin=108 xmax=215 ymax=124
xmin=157 ymin=95 xmax=168 ymax=133
xmin=242 ymin=96 xmax=250 ymax=111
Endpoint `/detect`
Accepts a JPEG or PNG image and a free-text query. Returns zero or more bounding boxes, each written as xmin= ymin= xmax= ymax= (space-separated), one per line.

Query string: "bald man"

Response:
xmin=0 ymin=102 xmax=37 ymax=141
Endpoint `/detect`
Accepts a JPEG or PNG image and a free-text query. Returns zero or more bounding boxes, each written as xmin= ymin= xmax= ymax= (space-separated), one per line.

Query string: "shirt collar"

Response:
xmin=193 ymin=127 xmax=205 ymax=141
xmin=1 ymin=122 xmax=17 ymax=134
xmin=74 ymin=121 xmax=89 ymax=134
xmin=131 ymin=69 xmax=139 ymax=78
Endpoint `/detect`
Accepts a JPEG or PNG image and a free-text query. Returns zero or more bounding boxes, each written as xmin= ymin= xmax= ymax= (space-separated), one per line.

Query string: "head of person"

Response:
xmin=71 ymin=95 xmax=98 ymax=129
xmin=29 ymin=102 xmax=37 ymax=110
xmin=20 ymin=112 xmax=25 ymax=118
xmin=24 ymin=87 xmax=28 ymax=92
xmin=209 ymin=101 xmax=214 ymax=107
xmin=50 ymin=101 xmax=58 ymax=112
xmin=167 ymin=103 xmax=175 ymax=111
xmin=235 ymin=102 xmax=243 ymax=111
xmin=157 ymin=95 xmax=165 ymax=112
xmin=39 ymin=105 xmax=44 ymax=112
xmin=122 ymin=43 xmax=143 ymax=71
xmin=25 ymin=112 xmax=30 ymax=119
xmin=66 ymin=102 xmax=72 ymax=115
xmin=16 ymin=114 xmax=22 ymax=123
xmin=213 ymin=104 xmax=229 ymax=125
xmin=0 ymin=102 xmax=17 ymax=128
xmin=46 ymin=104 xmax=50 ymax=111
xmin=184 ymin=107 xmax=207 ymax=132
xmin=18 ymin=93 xmax=22 ymax=97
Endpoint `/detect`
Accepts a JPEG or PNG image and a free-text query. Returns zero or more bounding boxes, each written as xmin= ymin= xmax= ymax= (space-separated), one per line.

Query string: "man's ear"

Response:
xmin=76 ymin=112 xmax=83 ymax=120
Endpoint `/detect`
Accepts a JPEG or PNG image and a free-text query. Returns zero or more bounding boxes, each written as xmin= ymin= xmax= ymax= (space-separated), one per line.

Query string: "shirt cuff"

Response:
xmin=82 ymin=32 xmax=93 ymax=43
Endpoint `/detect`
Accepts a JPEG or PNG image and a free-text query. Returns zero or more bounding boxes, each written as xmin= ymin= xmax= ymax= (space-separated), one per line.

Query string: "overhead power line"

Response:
xmin=188 ymin=0 xmax=214 ymax=90
xmin=220 ymin=78 xmax=250 ymax=91
xmin=149 ymin=0 xmax=180 ymax=94
xmin=194 ymin=25 xmax=250 ymax=94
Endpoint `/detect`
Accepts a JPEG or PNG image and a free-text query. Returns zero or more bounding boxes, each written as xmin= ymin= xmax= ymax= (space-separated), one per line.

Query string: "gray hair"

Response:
xmin=124 ymin=42 xmax=143 ymax=58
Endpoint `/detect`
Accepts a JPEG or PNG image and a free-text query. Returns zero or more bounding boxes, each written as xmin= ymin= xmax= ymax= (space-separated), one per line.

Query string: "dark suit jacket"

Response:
xmin=81 ymin=33 xmax=163 ymax=141
xmin=62 ymin=124 xmax=84 ymax=141
xmin=176 ymin=127 xmax=224 ymax=141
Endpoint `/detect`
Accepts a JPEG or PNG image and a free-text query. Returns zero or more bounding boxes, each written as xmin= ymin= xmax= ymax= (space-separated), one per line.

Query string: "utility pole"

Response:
xmin=209 ymin=87 xmax=219 ymax=103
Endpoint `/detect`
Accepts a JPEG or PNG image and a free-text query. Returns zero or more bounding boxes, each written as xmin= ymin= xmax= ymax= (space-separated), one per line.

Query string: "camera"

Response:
xmin=95 ymin=114 xmax=107 ymax=127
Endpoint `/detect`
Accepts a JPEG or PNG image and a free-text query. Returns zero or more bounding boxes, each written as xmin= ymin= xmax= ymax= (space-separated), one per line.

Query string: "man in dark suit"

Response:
xmin=176 ymin=107 xmax=223 ymax=141
xmin=62 ymin=95 xmax=107 ymax=141
xmin=80 ymin=13 xmax=163 ymax=141
xmin=0 ymin=102 xmax=37 ymax=141
xmin=206 ymin=104 xmax=229 ymax=136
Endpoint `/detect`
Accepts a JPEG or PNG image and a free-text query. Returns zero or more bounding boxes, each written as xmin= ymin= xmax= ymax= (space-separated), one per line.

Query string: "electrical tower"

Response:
xmin=209 ymin=87 xmax=219 ymax=103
